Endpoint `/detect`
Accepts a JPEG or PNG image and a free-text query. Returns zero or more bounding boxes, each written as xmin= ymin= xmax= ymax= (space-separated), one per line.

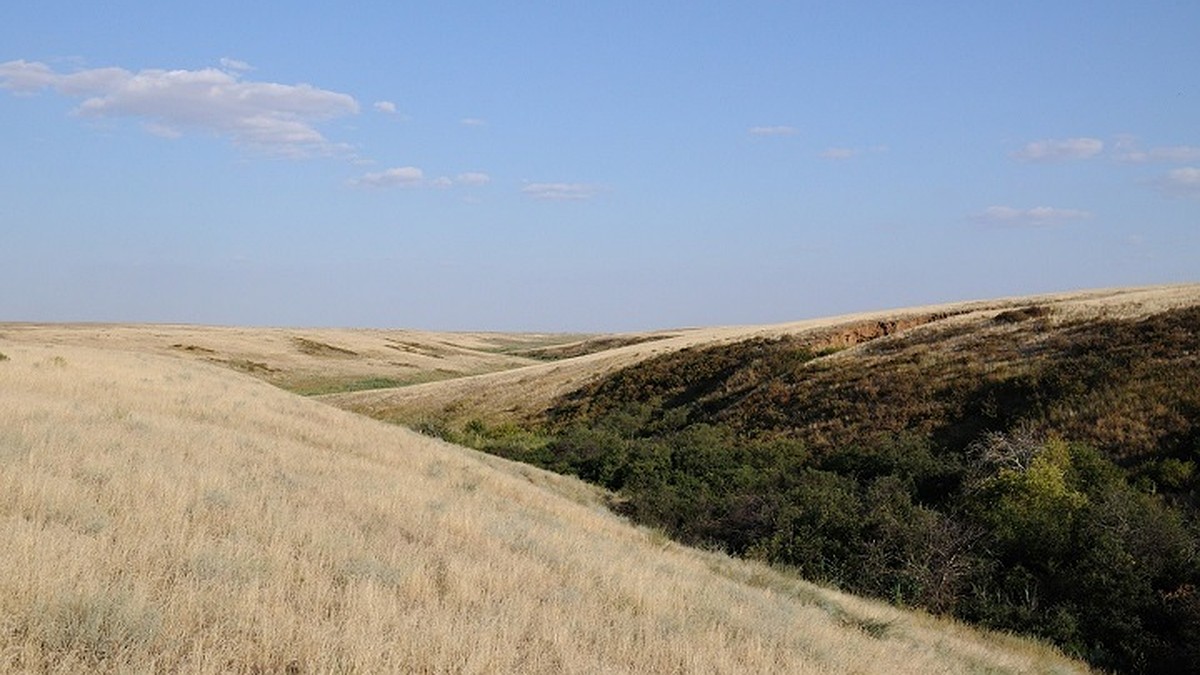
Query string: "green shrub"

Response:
xmin=450 ymin=306 xmax=1200 ymax=673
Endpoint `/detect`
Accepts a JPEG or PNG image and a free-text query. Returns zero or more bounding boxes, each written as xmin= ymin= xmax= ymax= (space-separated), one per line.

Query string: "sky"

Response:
xmin=1 ymin=2 xmax=1197 ymax=331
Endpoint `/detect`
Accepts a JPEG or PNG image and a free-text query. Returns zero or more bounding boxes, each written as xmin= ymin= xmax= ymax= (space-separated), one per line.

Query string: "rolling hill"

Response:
xmin=0 ymin=333 xmax=1087 ymax=672
xmin=0 ymin=323 xmax=586 ymax=395
xmin=311 ymin=283 xmax=1200 ymax=673
xmin=322 ymin=284 xmax=1200 ymax=432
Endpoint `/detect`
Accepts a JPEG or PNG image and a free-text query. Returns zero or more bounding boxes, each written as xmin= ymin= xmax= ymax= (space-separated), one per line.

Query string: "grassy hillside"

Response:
xmin=320 ymin=302 xmax=1003 ymax=428
xmin=0 ymin=323 xmax=584 ymax=395
xmin=332 ymin=284 xmax=1200 ymax=673
xmin=323 ymin=285 xmax=1200 ymax=430
xmin=0 ymin=340 xmax=1085 ymax=672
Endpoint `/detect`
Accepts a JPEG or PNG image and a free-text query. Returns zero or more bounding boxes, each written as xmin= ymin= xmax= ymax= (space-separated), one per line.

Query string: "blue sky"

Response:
xmin=2 ymin=2 xmax=1197 ymax=331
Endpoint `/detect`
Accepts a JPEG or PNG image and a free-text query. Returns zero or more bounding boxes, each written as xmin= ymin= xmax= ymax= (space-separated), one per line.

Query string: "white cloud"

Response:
xmin=460 ymin=117 xmax=488 ymax=127
xmin=350 ymin=166 xmax=425 ymax=188
xmin=972 ymin=205 xmax=1093 ymax=227
xmin=1011 ymin=137 xmax=1104 ymax=162
xmin=749 ymin=125 xmax=797 ymax=136
xmin=1114 ymin=136 xmax=1200 ymax=163
xmin=219 ymin=58 xmax=253 ymax=72
xmin=374 ymin=101 xmax=397 ymax=114
xmin=819 ymin=145 xmax=887 ymax=160
xmin=0 ymin=59 xmax=359 ymax=157
xmin=455 ymin=171 xmax=491 ymax=186
xmin=1155 ymin=167 xmax=1200 ymax=198
xmin=350 ymin=167 xmax=491 ymax=190
xmin=1134 ymin=146 xmax=1200 ymax=163
xmin=521 ymin=182 xmax=603 ymax=201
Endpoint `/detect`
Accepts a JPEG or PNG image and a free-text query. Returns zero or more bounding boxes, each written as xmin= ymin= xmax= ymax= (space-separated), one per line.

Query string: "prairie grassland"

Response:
xmin=325 ymin=283 xmax=1200 ymax=430
xmin=0 ymin=324 xmax=583 ymax=395
xmin=0 ymin=340 xmax=1085 ymax=673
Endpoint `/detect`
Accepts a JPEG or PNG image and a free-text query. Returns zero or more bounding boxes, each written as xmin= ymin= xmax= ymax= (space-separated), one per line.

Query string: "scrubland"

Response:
xmin=327 ymin=284 xmax=1200 ymax=673
xmin=0 ymin=339 xmax=1086 ymax=672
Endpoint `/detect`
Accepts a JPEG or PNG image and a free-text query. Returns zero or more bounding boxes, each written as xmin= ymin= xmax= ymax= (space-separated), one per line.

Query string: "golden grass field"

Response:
xmin=7 ymin=289 xmax=1187 ymax=672
xmin=0 ymin=324 xmax=582 ymax=396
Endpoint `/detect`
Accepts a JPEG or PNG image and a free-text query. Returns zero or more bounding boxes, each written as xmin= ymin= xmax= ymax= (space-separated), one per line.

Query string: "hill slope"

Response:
xmin=0 ymin=340 xmax=1084 ymax=672
xmin=316 ymin=284 xmax=1200 ymax=673
xmin=0 ymin=323 xmax=584 ymax=395
xmin=323 ymin=284 xmax=1200 ymax=431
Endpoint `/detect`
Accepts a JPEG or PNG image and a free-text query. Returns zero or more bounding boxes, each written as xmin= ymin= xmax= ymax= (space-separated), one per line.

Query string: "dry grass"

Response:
xmin=324 ymin=283 xmax=1200 ymax=430
xmin=0 ymin=340 xmax=1085 ymax=673
xmin=0 ymin=324 xmax=580 ymax=395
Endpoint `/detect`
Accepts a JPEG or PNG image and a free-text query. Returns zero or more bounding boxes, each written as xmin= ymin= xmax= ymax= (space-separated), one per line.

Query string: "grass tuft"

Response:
xmin=35 ymin=592 xmax=162 ymax=665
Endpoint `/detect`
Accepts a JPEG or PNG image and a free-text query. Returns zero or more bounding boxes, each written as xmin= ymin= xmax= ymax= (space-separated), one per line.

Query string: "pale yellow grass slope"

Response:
xmin=0 ymin=323 xmax=580 ymax=394
xmin=324 ymin=283 xmax=1200 ymax=427
xmin=0 ymin=341 xmax=1084 ymax=673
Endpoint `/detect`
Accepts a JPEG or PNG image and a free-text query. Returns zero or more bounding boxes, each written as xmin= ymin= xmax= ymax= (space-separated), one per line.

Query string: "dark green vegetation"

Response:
xmin=289 ymin=376 xmax=409 ymax=396
xmin=288 ymin=372 xmax=481 ymax=396
xmin=447 ymin=306 xmax=1200 ymax=674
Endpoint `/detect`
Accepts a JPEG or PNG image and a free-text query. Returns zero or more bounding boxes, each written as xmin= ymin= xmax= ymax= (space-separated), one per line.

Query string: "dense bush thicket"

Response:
xmin=457 ymin=307 xmax=1200 ymax=673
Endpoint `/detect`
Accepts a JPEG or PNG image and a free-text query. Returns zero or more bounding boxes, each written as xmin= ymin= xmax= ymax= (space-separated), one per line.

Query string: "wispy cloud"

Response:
xmin=218 ymin=57 xmax=253 ymax=72
xmin=350 ymin=167 xmax=491 ymax=190
xmin=1113 ymin=136 xmax=1200 ymax=163
xmin=350 ymin=166 xmax=426 ymax=188
xmin=1011 ymin=137 xmax=1104 ymax=162
xmin=1154 ymin=167 xmax=1200 ymax=198
xmin=1127 ymin=146 xmax=1200 ymax=163
xmin=460 ymin=117 xmax=488 ymax=127
xmin=455 ymin=171 xmax=491 ymax=186
xmin=0 ymin=59 xmax=358 ymax=157
xmin=521 ymin=182 xmax=603 ymax=201
xmin=971 ymin=205 xmax=1093 ymax=227
xmin=749 ymin=125 xmax=797 ymax=137
xmin=373 ymin=100 xmax=398 ymax=114
xmin=819 ymin=145 xmax=887 ymax=160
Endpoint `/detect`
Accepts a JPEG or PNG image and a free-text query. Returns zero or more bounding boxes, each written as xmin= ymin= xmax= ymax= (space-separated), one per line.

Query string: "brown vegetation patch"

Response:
xmin=216 ymin=358 xmax=278 ymax=374
xmin=813 ymin=312 xmax=962 ymax=350
xmin=518 ymin=334 xmax=678 ymax=360
xmin=993 ymin=305 xmax=1052 ymax=324
xmin=169 ymin=343 xmax=216 ymax=354
xmin=386 ymin=340 xmax=441 ymax=356
xmin=290 ymin=337 xmax=358 ymax=358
